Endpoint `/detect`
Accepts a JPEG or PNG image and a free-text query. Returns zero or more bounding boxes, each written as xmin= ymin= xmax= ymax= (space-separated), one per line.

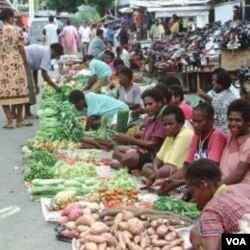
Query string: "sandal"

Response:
xmin=24 ymin=115 xmax=37 ymax=120
xmin=16 ymin=121 xmax=33 ymax=127
xmin=3 ymin=124 xmax=14 ymax=129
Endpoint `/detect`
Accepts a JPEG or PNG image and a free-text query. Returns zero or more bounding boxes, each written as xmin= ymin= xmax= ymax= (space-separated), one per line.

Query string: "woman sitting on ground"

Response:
xmin=112 ymin=88 xmax=166 ymax=171
xmin=155 ymin=102 xmax=227 ymax=195
xmin=143 ymin=106 xmax=193 ymax=185
xmin=220 ymin=99 xmax=250 ymax=196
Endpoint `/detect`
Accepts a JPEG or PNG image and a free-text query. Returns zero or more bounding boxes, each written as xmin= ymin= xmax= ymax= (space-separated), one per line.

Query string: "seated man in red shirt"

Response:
xmin=186 ymin=159 xmax=250 ymax=250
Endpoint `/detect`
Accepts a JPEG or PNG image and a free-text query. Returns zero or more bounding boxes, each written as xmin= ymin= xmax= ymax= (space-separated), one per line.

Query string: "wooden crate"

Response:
xmin=220 ymin=49 xmax=250 ymax=71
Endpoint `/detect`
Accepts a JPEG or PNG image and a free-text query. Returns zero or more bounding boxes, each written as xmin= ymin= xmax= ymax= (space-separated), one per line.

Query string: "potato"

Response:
xmin=127 ymin=218 xmax=144 ymax=235
xmin=90 ymin=222 xmax=109 ymax=235
xmin=122 ymin=210 xmax=134 ymax=221
xmin=88 ymin=203 xmax=100 ymax=213
xmin=118 ymin=222 xmax=128 ymax=231
xmin=152 ymin=238 xmax=168 ymax=247
xmin=85 ymin=242 xmax=98 ymax=250
xmin=76 ymin=215 xmax=95 ymax=226
xmin=65 ymin=221 xmax=76 ymax=230
xmin=80 ymin=230 xmax=90 ymax=238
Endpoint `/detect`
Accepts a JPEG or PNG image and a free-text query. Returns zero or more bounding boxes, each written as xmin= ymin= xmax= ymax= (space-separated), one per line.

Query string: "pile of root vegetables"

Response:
xmin=73 ymin=208 xmax=187 ymax=250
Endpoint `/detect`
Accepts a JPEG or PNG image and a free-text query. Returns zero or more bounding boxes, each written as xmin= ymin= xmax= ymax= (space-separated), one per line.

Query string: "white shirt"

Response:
xmin=78 ymin=26 xmax=91 ymax=43
xmin=25 ymin=45 xmax=51 ymax=71
xmin=119 ymin=49 xmax=130 ymax=67
xmin=44 ymin=23 xmax=58 ymax=45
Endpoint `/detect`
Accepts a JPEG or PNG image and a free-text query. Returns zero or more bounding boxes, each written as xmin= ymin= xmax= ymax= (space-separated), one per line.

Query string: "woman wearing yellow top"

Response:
xmin=143 ymin=105 xmax=194 ymax=185
xmin=169 ymin=14 xmax=180 ymax=34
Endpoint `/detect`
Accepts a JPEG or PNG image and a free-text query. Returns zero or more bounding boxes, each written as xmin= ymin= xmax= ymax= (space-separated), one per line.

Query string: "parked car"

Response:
xmin=28 ymin=17 xmax=64 ymax=44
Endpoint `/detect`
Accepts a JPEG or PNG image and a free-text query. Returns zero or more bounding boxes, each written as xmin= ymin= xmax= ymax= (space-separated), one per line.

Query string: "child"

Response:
xmin=118 ymin=66 xmax=141 ymax=111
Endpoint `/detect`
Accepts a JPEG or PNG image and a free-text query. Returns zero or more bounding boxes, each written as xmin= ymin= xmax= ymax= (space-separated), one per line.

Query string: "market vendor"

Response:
xmin=186 ymin=159 xmax=250 ymax=250
xmin=203 ymin=69 xmax=238 ymax=133
xmin=68 ymin=89 xmax=128 ymax=122
xmin=82 ymin=55 xmax=112 ymax=92
xmin=150 ymin=18 xmax=165 ymax=41
xmin=103 ymin=50 xmax=115 ymax=72
xmin=143 ymin=106 xmax=193 ymax=184
xmin=117 ymin=66 xmax=141 ymax=111
xmin=219 ymin=99 xmax=250 ymax=194
xmin=88 ymin=29 xmax=106 ymax=58
xmin=155 ymin=103 xmax=227 ymax=196
xmin=112 ymin=88 xmax=166 ymax=171
xmin=23 ymin=43 xmax=63 ymax=118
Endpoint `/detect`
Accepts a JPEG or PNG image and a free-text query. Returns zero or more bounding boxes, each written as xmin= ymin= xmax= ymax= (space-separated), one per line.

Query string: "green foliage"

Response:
xmin=72 ymin=5 xmax=100 ymax=25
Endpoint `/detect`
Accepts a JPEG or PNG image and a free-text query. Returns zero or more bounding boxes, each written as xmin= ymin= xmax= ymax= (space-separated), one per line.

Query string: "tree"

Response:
xmin=46 ymin=0 xmax=114 ymax=15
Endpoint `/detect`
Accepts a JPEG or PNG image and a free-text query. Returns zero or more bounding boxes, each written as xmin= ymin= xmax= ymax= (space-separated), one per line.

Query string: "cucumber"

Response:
xmin=32 ymin=179 xmax=65 ymax=186
xmin=64 ymin=180 xmax=82 ymax=188
xmin=31 ymin=184 xmax=65 ymax=196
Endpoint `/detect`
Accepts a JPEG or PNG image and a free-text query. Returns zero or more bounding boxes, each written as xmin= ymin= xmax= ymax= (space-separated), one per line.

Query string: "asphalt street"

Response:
xmin=0 ymin=70 xmax=70 ymax=250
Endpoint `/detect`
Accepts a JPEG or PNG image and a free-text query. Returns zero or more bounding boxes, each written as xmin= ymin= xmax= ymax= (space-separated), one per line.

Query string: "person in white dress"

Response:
xmin=78 ymin=22 xmax=91 ymax=56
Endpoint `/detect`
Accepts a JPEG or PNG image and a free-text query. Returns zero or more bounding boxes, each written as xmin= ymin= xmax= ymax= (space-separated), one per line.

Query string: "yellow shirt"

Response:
xmin=170 ymin=22 xmax=179 ymax=34
xmin=157 ymin=127 xmax=194 ymax=168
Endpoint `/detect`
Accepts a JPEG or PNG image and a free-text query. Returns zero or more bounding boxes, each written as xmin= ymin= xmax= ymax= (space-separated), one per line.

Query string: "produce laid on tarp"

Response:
xmin=22 ymin=80 xmax=197 ymax=248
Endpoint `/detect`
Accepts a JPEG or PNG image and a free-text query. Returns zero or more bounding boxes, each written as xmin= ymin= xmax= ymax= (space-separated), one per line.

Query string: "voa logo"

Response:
xmin=226 ymin=238 xmax=247 ymax=246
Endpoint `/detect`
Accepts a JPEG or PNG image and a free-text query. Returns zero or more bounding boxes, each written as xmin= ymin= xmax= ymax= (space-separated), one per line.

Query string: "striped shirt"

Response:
xmin=199 ymin=185 xmax=250 ymax=237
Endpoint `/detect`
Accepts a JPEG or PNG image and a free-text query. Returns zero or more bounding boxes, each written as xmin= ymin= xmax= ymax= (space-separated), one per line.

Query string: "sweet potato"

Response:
xmin=65 ymin=221 xmax=76 ymax=230
xmin=114 ymin=213 xmax=123 ymax=226
xmin=75 ymin=239 xmax=81 ymax=249
xmin=140 ymin=235 xmax=150 ymax=248
xmin=133 ymin=235 xmax=141 ymax=244
xmin=117 ymin=231 xmax=126 ymax=250
xmin=122 ymin=210 xmax=134 ymax=221
xmin=90 ymin=222 xmax=109 ymax=235
xmin=150 ymin=220 xmax=158 ymax=228
xmin=76 ymin=215 xmax=95 ymax=226
xmin=151 ymin=238 xmax=168 ymax=247
xmin=127 ymin=242 xmax=143 ymax=250
xmin=147 ymin=227 xmax=155 ymax=236
xmin=80 ymin=245 xmax=86 ymax=250
xmin=77 ymin=225 xmax=90 ymax=233
xmin=85 ymin=242 xmax=98 ymax=250
xmin=156 ymin=225 xmax=168 ymax=238
xmin=165 ymin=231 xmax=177 ymax=241
xmin=92 ymin=213 xmax=100 ymax=220
xmin=68 ymin=208 xmax=83 ymax=221
xmin=162 ymin=239 xmax=183 ymax=250
xmin=171 ymin=247 xmax=183 ymax=250
xmin=118 ymin=222 xmax=128 ymax=231
xmin=60 ymin=229 xmax=78 ymax=238
xmin=83 ymin=235 xmax=107 ymax=244
xmin=127 ymin=218 xmax=144 ymax=235
xmin=98 ymin=243 xmax=107 ymax=250
xmin=122 ymin=231 xmax=132 ymax=245
xmin=102 ymin=233 xmax=117 ymax=247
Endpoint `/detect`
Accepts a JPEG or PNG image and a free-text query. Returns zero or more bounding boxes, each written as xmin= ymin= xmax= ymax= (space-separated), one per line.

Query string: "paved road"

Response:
xmin=0 ymin=71 xmax=70 ymax=250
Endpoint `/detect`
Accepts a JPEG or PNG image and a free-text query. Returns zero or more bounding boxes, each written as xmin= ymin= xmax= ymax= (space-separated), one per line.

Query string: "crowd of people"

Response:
xmin=1 ymin=7 xmax=250 ymax=250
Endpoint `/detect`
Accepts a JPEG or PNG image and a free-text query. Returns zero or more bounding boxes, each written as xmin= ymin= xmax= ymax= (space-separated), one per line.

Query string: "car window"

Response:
xmin=30 ymin=21 xmax=48 ymax=37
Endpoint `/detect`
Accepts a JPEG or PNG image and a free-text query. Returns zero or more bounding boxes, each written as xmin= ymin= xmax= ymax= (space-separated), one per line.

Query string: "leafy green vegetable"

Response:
xmin=153 ymin=196 xmax=199 ymax=219
xmin=53 ymin=161 xmax=97 ymax=179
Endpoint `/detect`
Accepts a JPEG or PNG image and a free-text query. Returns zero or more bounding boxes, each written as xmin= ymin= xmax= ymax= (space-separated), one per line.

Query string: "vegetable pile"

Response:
xmin=35 ymin=85 xmax=83 ymax=142
xmin=24 ymin=151 xmax=57 ymax=181
xmin=153 ymin=196 xmax=200 ymax=220
xmin=73 ymin=209 xmax=185 ymax=250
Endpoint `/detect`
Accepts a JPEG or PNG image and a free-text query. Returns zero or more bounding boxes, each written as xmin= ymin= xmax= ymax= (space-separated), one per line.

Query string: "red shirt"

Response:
xmin=186 ymin=128 xmax=227 ymax=164
xmin=179 ymin=102 xmax=193 ymax=120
